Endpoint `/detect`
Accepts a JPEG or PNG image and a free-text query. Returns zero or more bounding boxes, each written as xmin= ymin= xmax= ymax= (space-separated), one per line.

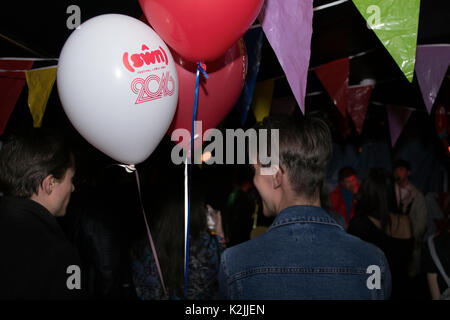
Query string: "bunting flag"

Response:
xmin=25 ymin=67 xmax=57 ymax=128
xmin=415 ymin=45 xmax=450 ymax=114
xmin=347 ymin=85 xmax=373 ymax=134
xmin=251 ymin=80 xmax=275 ymax=122
xmin=387 ymin=105 xmax=413 ymax=146
xmin=258 ymin=0 xmax=313 ymax=114
xmin=352 ymin=0 xmax=421 ymax=82
xmin=314 ymin=57 xmax=350 ymax=117
xmin=0 ymin=60 xmax=34 ymax=135
xmin=235 ymin=27 xmax=264 ymax=126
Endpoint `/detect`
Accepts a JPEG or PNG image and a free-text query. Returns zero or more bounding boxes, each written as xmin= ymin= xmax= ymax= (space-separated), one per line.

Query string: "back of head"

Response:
xmin=254 ymin=115 xmax=332 ymax=199
xmin=356 ymin=168 xmax=400 ymax=229
xmin=144 ymin=175 xmax=208 ymax=298
xmin=0 ymin=128 xmax=74 ymax=198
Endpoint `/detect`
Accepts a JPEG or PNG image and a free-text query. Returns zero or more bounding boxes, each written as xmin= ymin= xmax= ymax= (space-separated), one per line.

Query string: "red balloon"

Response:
xmin=168 ymin=39 xmax=247 ymax=150
xmin=139 ymin=0 xmax=263 ymax=62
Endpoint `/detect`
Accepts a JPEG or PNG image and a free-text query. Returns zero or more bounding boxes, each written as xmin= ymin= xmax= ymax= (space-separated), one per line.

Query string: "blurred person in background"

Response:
xmin=348 ymin=168 xmax=414 ymax=299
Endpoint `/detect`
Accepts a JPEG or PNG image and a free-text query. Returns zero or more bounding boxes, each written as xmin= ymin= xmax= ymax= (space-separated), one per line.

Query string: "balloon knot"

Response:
xmin=119 ymin=164 xmax=136 ymax=173
xmin=197 ymin=62 xmax=208 ymax=79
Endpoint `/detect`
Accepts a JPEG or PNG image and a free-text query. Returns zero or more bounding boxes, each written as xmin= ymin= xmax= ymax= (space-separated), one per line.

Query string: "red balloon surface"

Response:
xmin=139 ymin=0 xmax=263 ymax=62
xmin=168 ymin=39 xmax=247 ymax=150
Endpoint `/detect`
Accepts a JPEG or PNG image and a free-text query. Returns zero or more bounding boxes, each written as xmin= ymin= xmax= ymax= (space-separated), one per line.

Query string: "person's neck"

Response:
xmin=397 ymin=180 xmax=409 ymax=188
xmin=277 ymin=193 xmax=320 ymax=213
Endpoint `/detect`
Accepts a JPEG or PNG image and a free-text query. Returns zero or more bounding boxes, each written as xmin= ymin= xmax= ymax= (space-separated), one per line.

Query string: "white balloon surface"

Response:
xmin=57 ymin=14 xmax=178 ymax=164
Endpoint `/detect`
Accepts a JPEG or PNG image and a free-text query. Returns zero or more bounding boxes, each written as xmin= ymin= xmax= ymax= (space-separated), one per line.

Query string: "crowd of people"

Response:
xmin=0 ymin=115 xmax=449 ymax=300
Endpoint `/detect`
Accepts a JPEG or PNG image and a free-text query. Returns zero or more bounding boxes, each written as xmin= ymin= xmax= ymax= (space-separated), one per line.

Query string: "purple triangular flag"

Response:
xmin=258 ymin=0 xmax=313 ymax=114
xmin=415 ymin=44 xmax=450 ymax=114
xmin=387 ymin=105 xmax=413 ymax=146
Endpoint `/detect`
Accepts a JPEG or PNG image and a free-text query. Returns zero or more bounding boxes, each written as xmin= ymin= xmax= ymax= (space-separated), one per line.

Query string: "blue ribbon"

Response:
xmin=185 ymin=62 xmax=208 ymax=299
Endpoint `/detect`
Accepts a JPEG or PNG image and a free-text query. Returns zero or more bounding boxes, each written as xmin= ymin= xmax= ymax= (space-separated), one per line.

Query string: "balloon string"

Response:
xmin=133 ymin=168 xmax=168 ymax=297
xmin=114 ymin=163 xmax=167 ymax=296
xmin=184 ymin=62 xmax=208 ymax=299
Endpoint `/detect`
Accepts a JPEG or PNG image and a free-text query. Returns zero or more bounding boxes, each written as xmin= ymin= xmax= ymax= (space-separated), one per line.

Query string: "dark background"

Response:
xmin=1 ymin=0 xmax=449 ymax=192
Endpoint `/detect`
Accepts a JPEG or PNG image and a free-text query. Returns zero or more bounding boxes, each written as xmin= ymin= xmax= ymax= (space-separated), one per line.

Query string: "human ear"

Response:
xmin=271 ymin=165 xmax=283 ymax=189
xmin=42 ymin=175 xmax=54 ymax=195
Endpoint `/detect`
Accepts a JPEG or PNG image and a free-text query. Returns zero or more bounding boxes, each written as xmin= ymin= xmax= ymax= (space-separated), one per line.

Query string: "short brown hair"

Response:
xmin=254 ymin=115 xmax=332 ymax=198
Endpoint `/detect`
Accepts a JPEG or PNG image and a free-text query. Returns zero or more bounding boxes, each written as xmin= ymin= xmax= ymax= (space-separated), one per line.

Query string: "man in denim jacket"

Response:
xmin=219 ymin=116 xmax=391 ymax=299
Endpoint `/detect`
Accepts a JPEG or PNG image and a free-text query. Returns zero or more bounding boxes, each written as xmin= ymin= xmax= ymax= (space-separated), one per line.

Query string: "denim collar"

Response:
xmin=268 ymin=205 xmax=344 ymax=231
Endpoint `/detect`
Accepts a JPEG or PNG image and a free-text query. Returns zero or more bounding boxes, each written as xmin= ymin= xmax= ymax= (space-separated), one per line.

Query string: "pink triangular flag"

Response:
xmin=258 ymin=0 xmax=313 ymax=114
xmin=387 ymin=105 xmax=413 ymax=146
xmin=415 ymin=45 xmax=450 ymax=114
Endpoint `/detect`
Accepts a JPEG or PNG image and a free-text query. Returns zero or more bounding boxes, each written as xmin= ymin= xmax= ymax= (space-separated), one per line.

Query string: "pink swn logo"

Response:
xmin=123 ymin=44 xmax=169 ymax=72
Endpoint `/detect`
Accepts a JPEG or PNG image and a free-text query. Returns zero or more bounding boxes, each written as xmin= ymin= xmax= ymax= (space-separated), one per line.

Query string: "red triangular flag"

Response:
xmin=314 ymin=57 xmax=349 ymax=117
xmin=347 ymin=85 xmax=373 ymax=134
xmin=387 ymin=105 xmax=413 ymax=147
xmin=0 ymin=60 xmax=34 ymax=135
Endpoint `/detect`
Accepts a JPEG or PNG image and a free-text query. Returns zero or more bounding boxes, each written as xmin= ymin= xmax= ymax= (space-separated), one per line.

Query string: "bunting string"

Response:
xmin=250 ymin=0 xmax=350 ymax=30
xmin=0 ymin=65 xmax=58 ymax=73
xmin=0 ymin=32 xmax=46 ymax=58
xmin=0 ymin=57 xmax=58 ymax=61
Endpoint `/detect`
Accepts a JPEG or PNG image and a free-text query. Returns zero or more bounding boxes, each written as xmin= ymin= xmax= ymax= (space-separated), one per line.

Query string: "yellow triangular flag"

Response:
xmin=251 ymin=79 xmax=275 ymax=122
xmin=25 ymin=67 xmax=57 ymax=127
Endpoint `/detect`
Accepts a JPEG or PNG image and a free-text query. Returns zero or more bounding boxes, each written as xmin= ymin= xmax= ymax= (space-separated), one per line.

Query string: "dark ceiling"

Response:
xmin=1 ymin=0 xmax=449 ymax=127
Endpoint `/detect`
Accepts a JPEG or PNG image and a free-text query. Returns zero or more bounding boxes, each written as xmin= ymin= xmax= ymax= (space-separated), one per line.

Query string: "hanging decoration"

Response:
xmin=347 ymin=84 xmax=374 ymax=134
xmin=387 ymin=105 xmax=413 ymax=146
xmin=415 ymin=44 xmax=450 ymax=114
xmin=258 ymin=0 xmax=313 ymax=113
xmin=25 ymin=66 xmax=57 ymax=127
xmin=314 ymin=57 xmax=350 ymax=117
xmin=0 ymin=60 xmax=34 ymax=135
xmin=352 ymin=0 xmax=421 ymax=82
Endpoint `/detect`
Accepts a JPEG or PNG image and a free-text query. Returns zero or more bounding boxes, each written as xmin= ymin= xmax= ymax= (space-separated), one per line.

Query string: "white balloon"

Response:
xmin=57 ymin=14 xmax=178 ymax=164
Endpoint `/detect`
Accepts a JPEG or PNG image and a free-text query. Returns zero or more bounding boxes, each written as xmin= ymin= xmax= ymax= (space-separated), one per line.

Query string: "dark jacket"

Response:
xmin=0 ymin=196 xmax=85 ymax=299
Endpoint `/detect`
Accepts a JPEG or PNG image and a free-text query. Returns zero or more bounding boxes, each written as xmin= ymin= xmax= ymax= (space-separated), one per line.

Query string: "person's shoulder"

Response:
xmin=408 ymin=183 xmax=424 ymax=197
xmin=223 ymin=236 xmax=261 ymax=254
xmin=222 ymin=235 xmax=266 ymax=264
xmin=330 ymin=185 xmax=341 ymax=196
xmin=327 ymin=210 xmax=346 ymax=229
xmin=342 ymin=224 xmax=387 ymax=259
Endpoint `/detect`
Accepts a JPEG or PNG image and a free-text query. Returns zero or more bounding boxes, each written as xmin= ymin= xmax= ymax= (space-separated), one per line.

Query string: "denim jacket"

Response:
xmin=219 ymin=205 xmax=391 ymax=300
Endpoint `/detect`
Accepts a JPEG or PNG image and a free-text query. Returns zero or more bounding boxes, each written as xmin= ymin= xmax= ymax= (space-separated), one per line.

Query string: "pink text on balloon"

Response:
xmin=131 ymin=71 xmax=175 ymax=104
xmin=122 ymin=44 xmax=169 ymax=73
